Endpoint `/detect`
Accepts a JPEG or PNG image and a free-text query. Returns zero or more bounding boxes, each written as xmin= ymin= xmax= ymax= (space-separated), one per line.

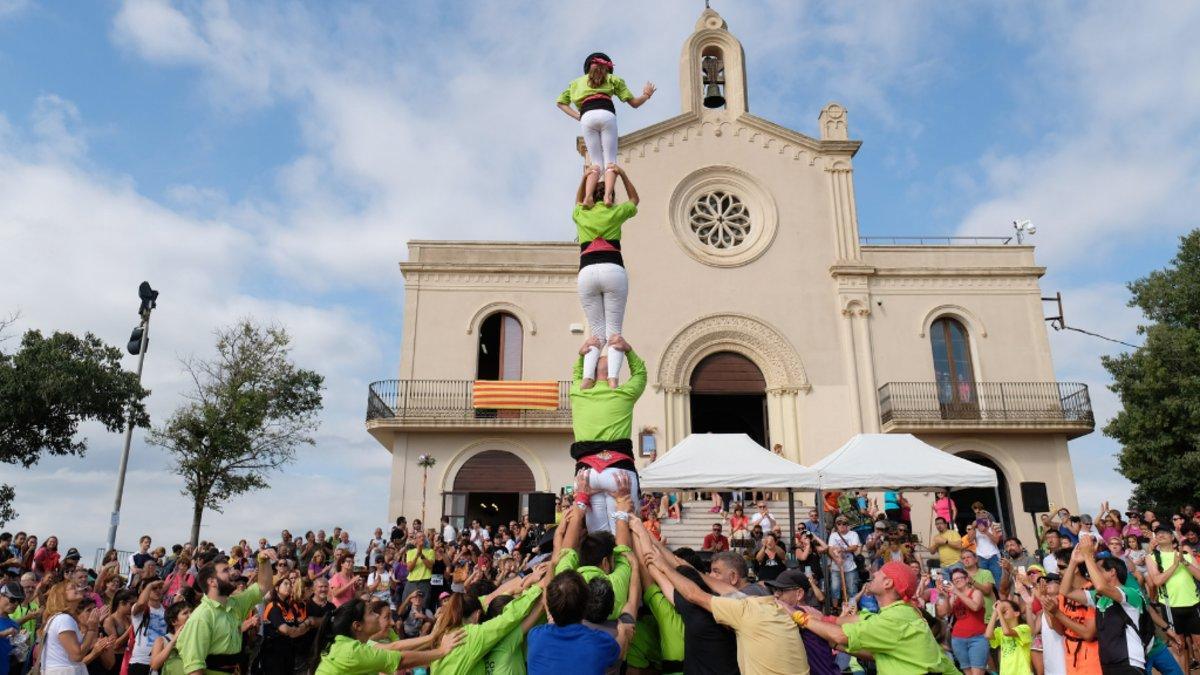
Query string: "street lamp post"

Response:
xmin=105 ymin=282 xmax=158 ymax=554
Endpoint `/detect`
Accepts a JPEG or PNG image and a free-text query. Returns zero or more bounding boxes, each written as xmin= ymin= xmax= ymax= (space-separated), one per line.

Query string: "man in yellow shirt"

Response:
xmin=932 ymin=517 xmax=964 ymax=579
xmin=402 ymin=530 xmax=435 ymax=610
xmin=643 ymin=548 xmax=810 ymax=674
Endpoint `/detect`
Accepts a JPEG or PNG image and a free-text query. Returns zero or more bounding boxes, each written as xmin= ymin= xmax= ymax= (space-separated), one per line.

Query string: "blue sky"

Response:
xmin=1 ymin=1 xmax=1198 ymax=555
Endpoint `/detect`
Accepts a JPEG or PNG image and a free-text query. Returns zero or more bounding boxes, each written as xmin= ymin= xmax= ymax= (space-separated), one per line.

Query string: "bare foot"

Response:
xmin=581 ymin=378 xmax=596 ymax=390
xmin=607 ymin=377 xmax=619 ymax=388
xmin=583 ymin=196 xmax=595 ymax=208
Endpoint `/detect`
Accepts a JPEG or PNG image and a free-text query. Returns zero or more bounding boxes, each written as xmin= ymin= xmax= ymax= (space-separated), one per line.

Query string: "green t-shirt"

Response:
xmin=1157 ymin=551 xmax=1200 ymax=607
xmin=406 ymin=547 xmax=435 ymax=582
xmin=11 ymin=601 xmax=38 ymax=643
xmin=972 ymin=568 xmax=996 ymax=622
xmin=625 ymin=613 xmax=660 ymax=669
xmin=988 ymin=623 xmax=1032 ymax=675
xmin=842 ymin=601 xmax=961 ymax=675
xmin=557 ymin=74 xmax=634 ymax=109
xmin=569 ymin=350 xmax=646 ymax=442
xmin=643 ymin=585 xmax=684 ymax=666
xmin=431 ymin=585 xmax=542 ymax=675
xmin=481 ymin=626 xmax=525 ymax=675
xmin=176 ymin=584 xmax=264 ymax=675
xmin=554 ymin=547 xmax=633 ymax=621
xmin=573 ymin=202 xmax=637 ymax=244
xmin=316 ymin=635 xmax=403 ymax=675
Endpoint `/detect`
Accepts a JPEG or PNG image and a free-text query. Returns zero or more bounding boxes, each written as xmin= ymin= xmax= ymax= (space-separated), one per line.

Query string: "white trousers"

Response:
xmin=585 ymin=467 xmax=640 ymax=535
xmin=580 ymin=109 xmax=619 ymax=170
xmin=578 ymin=262 xmax=628 ymax=380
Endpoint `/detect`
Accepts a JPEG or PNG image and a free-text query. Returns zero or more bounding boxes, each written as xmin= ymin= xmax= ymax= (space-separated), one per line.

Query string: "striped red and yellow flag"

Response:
xmin=471 ymin=380 xmax=560 ymax=410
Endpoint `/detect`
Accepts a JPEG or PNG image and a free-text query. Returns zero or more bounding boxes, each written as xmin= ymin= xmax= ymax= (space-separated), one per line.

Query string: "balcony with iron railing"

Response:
xmin=366 ymin=379 xmax=573 ymax=431
xmin=878 ymin=381 xmax=1094 ymax=438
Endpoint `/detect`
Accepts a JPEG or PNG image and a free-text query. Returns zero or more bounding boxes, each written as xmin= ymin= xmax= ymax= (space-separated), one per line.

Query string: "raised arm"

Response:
xmin=576 ymin=167 xmax=594 ymax=205
xmin=613 ymin=166 xmax=639 ymax=206
xmin=643 ymin=548 xmax=710 ymax=612
xmin=626 ymin=82 xmax=656 ymax=109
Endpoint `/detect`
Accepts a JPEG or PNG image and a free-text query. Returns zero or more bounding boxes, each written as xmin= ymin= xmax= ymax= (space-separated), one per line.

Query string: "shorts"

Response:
xmin=951 ymin=634 xmax=989 ymax=669
xmin=1167 ymin=603 xmax=1200 ymax=636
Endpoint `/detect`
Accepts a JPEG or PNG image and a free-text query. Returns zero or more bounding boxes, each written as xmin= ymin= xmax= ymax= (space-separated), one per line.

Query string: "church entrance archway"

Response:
xmin=444 ymin=450 xmax=535 ymax=532
xmin=688 ymin=351 xmax=768 ymax=447
xmin=951 ymin=452 xmax=1013 ymax=534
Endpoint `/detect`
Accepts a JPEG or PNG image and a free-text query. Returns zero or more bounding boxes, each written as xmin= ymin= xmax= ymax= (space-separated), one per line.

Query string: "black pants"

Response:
xmin=127 ymin=664 xmax=152 ymax=675
xmin=1100 ymin=665 xmax=1145 ymax=675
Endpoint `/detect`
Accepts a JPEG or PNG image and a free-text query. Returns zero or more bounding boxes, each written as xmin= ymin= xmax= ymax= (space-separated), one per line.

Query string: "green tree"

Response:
xmin=0 ymin=323 xmax=150 ymax=524
xmin=148 ymin=320 xmax=324 ymax=545
xmin=1103 ymin=229 xmax=1200 ymax=513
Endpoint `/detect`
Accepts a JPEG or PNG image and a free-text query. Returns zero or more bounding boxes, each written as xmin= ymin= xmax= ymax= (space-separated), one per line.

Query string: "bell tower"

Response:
xmin=679 ymin=8 xmax=748 ymax=117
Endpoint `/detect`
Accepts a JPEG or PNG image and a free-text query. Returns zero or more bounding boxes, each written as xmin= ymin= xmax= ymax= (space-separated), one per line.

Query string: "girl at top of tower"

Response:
xmin=573 ymin=164 xmax=639 ymax=388
xmin=557 ymin=52 xmax=655 ymax=207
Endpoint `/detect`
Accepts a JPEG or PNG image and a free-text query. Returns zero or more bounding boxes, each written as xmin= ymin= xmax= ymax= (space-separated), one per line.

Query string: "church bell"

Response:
xmin=701 ymin=54 xmax=726 ymax=109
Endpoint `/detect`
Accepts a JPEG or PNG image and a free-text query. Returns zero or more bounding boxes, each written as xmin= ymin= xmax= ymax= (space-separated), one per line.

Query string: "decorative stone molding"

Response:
xmin=818 ymin=103 xmax=849 ymax=141
xmin=668 ymin=165 xmax=778 ymax=267
xmin=466 ymin=302 xmax=537 ymax=336
xmin=917 ymin=304 xmax=988 ymax=338
xmin=404 ymin=268 xmax=576 ymax=289
xmin=439 ymin=438 xmax=551 ymax=493
xmin=871 ymin=274 xmax=1040 ymax=291
xmin=656 ymin=312 xmax=809 ymax=391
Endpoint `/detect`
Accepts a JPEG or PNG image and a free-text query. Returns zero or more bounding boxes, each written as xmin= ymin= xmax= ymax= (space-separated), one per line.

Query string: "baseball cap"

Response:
xmin=0 ymin=581 xmax=24 ymax=601
xmin=764 ymin=569 xmax=811 ymax=592
xmin=1043 ymin=572 xmax=1063 ymax=583
xmin=878 ymin=561 xmax=917 ymax=600
xmin=63 ymin=548 xmax=81 ymax=561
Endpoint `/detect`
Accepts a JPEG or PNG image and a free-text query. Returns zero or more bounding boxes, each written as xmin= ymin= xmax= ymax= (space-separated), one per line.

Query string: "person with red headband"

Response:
xmin=800 ymin=561 xmax=961 ymax=674
xmin=556 ymin=52 xmax=655 ymax=207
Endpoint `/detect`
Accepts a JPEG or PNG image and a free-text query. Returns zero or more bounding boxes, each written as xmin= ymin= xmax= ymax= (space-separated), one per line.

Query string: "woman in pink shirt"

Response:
xmin=328 ymin=556 xmax=359 ymax=607
xmin=932 ymin=490 xmax=958 ymax=525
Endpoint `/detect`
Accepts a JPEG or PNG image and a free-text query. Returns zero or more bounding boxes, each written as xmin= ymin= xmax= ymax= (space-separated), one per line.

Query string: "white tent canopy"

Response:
xmin=795 ymin=433 xmax=997 ymax=490
xmin=640 ymin=433 xmax=808 ymax=489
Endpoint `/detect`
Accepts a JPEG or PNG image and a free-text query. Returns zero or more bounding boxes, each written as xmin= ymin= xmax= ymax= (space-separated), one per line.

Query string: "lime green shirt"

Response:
xmin=573 ymin=202 xmax=637 ymax=244
xmin=406 ymin=547 xmax=435 ymax=582
xmin=431 ymin=585 xmax=542 ymax=675
xmin=971 ymin=568 xmax=996 ymax=622
xmin=842 ymin=601 xmax=961 ymax=675
xmin=557 ymin=74 xmax=634 ymax=109
xmin=989 ymin=623 xmax=1032 ymax=675
xmin=643 ymin=585 xmax=684 ymax=668
xmin=481 ymin=626 xmax=525 ymax=675
xmin=1158 ymin=551 xmax=1200 ymax=607
xmin=176 ymin=584 xmax=264 ymax=675
xmin=569 ymin=350 xmax=646 ymax=442
xmin=554 ymin=546 xmax=633 ymax=621
xmin=11 ymin=600 xmax=38 ymax=643
xmin=626 ymin=613 xmax=660 ymax=669
xmin=316 ymin=635 xmax=402 ymax=675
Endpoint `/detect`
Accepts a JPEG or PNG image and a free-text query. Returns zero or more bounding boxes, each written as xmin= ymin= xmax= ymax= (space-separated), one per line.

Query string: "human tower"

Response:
xmin=557 ymin=52 xmax=657 ymax=535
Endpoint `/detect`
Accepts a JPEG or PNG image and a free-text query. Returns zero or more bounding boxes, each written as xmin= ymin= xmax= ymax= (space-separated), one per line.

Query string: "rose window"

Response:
xmin=689 ymin=191 xmax=751 ymax=249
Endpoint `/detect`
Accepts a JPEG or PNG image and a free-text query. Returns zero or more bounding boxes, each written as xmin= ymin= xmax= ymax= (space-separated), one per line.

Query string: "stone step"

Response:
xmin=658 ymin=499 xmax=814 ymax=549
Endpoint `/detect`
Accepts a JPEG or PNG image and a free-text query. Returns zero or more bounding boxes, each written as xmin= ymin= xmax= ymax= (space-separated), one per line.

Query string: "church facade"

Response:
xmin=366 ymin=9 xmax=1093 ymax=547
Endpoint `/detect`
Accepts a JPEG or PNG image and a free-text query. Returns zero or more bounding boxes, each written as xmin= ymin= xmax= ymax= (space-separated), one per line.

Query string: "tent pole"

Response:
xmin=992 ymin=485 xmax=1005 ymax=529
xmin=787 ymin=488 xmax=796 ymax=558
xmin=815 ymin=488 xmax=830 ymax=614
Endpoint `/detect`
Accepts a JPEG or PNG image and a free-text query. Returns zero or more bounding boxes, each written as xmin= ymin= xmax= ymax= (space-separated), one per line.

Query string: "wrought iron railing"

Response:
xmin=367 ymin=379 xmax=572 ymax=423
xmin=878 ymin=381 xmax=1093 ymax=425
xmin=860 ymin=236 xmax=1014 ymax=246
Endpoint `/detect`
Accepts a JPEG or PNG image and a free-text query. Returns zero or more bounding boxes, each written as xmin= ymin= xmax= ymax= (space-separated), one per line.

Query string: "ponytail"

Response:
xmin=429 ymin=593 xmax=480 ymax=647
xmin=313 ymin=598 xmax=366 ymax=664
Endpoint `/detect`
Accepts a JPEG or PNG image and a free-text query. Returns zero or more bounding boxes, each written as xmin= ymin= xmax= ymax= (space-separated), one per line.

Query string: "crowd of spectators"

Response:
xmin=1 ymin=487 xmax=1198 ymax=674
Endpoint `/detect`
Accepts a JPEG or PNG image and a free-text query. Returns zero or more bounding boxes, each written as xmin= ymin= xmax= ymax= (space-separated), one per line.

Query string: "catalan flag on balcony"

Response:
xmin=471 ymin=380 xmax=560 ymax=410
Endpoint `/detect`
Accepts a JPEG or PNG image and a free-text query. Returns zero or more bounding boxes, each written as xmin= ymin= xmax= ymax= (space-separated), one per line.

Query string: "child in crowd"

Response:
xmin=986 ymin=597 xmax=1033 ymax=675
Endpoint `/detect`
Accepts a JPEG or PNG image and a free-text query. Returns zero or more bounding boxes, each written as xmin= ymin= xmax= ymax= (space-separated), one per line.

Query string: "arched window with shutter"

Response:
xmin=476 ymin=312 xmax=522 ymax=381
xmin=929 ymin=317 xmax=977 ymax=417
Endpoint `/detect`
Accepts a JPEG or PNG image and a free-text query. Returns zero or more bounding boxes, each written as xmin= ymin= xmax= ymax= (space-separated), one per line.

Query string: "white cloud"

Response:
xmin=0 ymin=94 xmax=390 ymax=552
